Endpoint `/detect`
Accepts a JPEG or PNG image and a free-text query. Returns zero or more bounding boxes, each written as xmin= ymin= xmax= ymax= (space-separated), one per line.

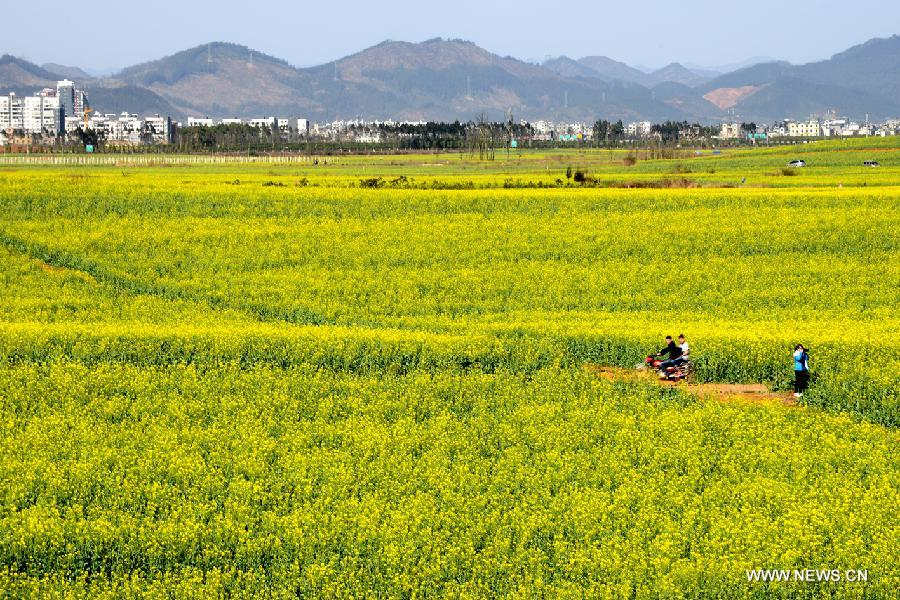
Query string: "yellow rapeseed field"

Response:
xmin=0 ymin=139 xmax=898 ymax=598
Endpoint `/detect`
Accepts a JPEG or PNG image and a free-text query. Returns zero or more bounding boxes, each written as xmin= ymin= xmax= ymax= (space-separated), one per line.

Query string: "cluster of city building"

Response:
xmin=2 ymin=79 xmax=899 ymax=146
xmin=536 ymin=118 xmax=899 ymax=142
xmin=0 ymin=80 xmax=172 ymax=146
xmin=529 ymin=120 xmax=654 ymax=141
xmin=718 ymin=118 xmax=899 ymax=139
xmin=1 ymin=80 xmax=84 ymax=139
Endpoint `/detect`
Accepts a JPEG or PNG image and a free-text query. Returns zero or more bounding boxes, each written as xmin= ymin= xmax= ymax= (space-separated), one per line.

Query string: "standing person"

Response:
xmin=793 ymin=344 xmax=810 ymax=397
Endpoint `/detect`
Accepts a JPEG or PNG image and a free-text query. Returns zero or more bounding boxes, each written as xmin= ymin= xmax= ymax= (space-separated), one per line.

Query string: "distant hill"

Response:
xmin=651 ymin=82 xmax=724 ymax=120
xmin=558 ymin=56 xmax=713 ymax=87
xmin=576 ymin=56 xmax=652 ymax=85
xmin=699 ymin=61 xmax=795 ymax=92
xmin=0 ymin=54 xmax=59 ymax=92
xmin=542 ymin=56 xmax=606 ymax=79
xmin=42 ymin=63 xmax=91 ymax=80
xmin=648 ymin=63 xmax=711 ymax=87
xmin=106 ymin=39 xmax=689 ymax=122
xmin=699 ymin=36 xmax=900 ymax=119
xmin=725 ymin=77 xmax=900 ymax=122
xmin=0 ymin=55 xmax=178 ymax=117
xmin=314 ymin=39 xmax=692 ymax=121
xmin=3 ymin=35 xmax=899 ymax=122
xmin=112 ymin=42 xmax=314 ymax=118
xmin=796 ymin=35 xmax=900 ymax=100
xmin=86 ymin=85 xmax=180 ymax=117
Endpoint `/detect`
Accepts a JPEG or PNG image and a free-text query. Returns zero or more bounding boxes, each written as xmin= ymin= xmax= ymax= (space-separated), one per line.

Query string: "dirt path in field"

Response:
xmin=35 ymin=259 xmax=97 ymax=283
xmin=584 ymin=365 xmax=797 ymax=407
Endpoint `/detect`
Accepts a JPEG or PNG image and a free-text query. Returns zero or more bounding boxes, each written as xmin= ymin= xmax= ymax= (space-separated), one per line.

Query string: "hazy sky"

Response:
xmin=6 ymin=0 xmax=899 ymax=72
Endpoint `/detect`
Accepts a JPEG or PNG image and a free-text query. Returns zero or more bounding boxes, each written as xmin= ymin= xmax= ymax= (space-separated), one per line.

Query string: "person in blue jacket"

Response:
xmin=793 ymin=344 xmax=810 ymax=397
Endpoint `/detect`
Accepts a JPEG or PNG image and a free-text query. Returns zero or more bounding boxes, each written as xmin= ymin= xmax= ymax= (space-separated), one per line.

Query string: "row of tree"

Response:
xmin=176 ymin=123 xmax=287 ymax=152
xmin=592 ymin=120 xmax=626 ymax=142
xmin=591 ymin=120 xmax=749 ymax=144
xmin=4 ymin=118 xmax=759 ymax=153
xmin=172 ymin=120 xmax=539 ymax=153
xmin=649 ymin=121 xmax=727 ymax=142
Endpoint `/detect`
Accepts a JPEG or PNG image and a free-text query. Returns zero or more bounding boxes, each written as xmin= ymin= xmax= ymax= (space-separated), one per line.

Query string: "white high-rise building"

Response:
xmin=74 ymin=89 xmax=88 ymax=120
xmin=0 ymin=93 xmax=25 ymax=130
xmin=23 ymin=97 xmax=44 ymax=133
xmin=42 ymin=97 xmax=64 ymax=136
xmin=21 ymin=95 xmax=62 ymax=135
xmin=0 ymin=94 xmax=11 ymax=129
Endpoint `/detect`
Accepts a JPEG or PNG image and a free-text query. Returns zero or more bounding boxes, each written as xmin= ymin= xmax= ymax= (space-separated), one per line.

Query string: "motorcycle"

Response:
xmin=639 ymin=355 xmax=693 ymax=382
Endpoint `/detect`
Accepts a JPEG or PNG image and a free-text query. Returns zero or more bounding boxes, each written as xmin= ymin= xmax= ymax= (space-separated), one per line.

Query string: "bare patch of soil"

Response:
xmin=703 ymin=85 xmax=764 ymax=110
xmin=584 ymin=365 xmax=796 ymax=406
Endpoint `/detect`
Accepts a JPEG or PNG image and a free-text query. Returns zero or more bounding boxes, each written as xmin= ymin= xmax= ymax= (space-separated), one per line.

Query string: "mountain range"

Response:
xmin=2 ymin=35 xmax=898 ymax=123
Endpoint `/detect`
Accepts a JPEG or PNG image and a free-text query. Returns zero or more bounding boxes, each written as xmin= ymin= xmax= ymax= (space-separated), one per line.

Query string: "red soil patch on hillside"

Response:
xmin=703 ymin=85 xmax=764 ymax=110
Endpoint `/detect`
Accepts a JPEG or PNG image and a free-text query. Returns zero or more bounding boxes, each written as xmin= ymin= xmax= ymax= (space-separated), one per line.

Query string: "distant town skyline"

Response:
xmin=4 ymin=0 xmax=899 ymax=74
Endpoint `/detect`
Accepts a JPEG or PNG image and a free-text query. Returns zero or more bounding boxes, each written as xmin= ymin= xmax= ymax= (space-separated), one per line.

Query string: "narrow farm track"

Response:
xmin=584 ymin=364 xmax=798 ymax=406
xmin=34 ymin=258 xmax=97 ymax=284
